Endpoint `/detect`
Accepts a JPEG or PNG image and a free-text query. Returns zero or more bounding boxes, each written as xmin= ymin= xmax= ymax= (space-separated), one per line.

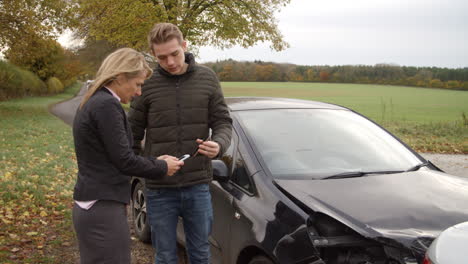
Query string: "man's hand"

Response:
xmin=157 ymin=155 xmax=183 ymax=176
xmin=157 ymin=155 xmax=170 ymax=160
xmin=196 ymin=139 xmax=220 ymax=159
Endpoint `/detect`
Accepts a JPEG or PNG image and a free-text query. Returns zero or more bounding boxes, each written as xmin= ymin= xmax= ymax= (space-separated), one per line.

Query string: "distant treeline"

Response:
xmin=203 ymin=59 xmax=468 ymax=90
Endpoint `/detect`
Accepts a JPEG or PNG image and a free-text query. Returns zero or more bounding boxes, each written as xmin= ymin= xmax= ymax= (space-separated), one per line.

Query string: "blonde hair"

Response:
xmin=148 ymin=23 xmax=183 ymax=50
xmin=80 ymin=48 xmax=153 ymax=108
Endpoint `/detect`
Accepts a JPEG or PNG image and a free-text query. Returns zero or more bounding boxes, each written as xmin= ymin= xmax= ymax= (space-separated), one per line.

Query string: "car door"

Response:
xmin=210 ymin=122 xmax=261 ymax=264
xmin=209 ymin=128 xmax=239 ymax=263
xmin=224 ymin=138 xmax=259 ymax=264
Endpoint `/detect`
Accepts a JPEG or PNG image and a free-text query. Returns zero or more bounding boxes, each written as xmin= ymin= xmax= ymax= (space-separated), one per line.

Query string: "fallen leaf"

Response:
xmin=62 ymin=242 xmax=71 ymax=246
xmin=3 ymin=172 xmax=12 ymax=180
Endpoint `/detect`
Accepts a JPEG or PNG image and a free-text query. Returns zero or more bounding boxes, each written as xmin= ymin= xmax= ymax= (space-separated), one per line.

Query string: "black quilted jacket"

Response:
xmin=128 ymin=53 xmax=232 ymax=188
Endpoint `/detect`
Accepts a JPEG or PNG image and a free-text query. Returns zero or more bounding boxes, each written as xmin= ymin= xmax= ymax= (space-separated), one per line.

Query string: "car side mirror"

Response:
xmin=212 ymin=160 xmax=229 ymax=182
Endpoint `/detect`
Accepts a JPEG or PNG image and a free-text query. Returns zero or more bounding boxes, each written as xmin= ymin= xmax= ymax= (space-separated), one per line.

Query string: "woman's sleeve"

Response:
xmin=93 ymin=98 xmax=167 ymax=178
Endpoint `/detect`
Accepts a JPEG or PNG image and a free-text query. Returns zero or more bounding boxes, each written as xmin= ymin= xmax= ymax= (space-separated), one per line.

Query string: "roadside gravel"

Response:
xmin=420 ymin=153 xmax=468 ymax=177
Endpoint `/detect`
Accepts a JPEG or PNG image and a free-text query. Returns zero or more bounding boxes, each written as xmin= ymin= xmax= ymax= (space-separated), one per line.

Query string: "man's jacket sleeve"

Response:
xmin=128 ymin=93 xmax=147 ymax=155
xmin=209 ymin=80 xmax=233 ymax=158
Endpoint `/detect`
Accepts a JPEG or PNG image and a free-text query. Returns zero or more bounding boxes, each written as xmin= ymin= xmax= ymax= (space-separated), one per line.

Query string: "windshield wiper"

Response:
xmin=405 ymin=161 xmax=430 ymax=172
xmin=322 ymin=170 xmax=404 ymax=180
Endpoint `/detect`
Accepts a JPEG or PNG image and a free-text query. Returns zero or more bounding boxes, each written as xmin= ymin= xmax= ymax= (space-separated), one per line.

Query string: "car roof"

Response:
xmin=225 ymin=97 xmax=348 ymax=111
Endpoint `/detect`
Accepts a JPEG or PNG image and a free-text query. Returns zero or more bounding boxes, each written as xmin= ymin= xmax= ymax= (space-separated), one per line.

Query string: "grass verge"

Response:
xmin=383 ymin=121 xmax=467 ymax=154
xmin=0 ymin=82 xmax=81 ymax=263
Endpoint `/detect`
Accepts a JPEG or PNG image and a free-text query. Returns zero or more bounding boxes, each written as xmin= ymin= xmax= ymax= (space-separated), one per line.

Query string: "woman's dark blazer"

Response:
xmin=72 ymin=88 xmax=167 ymax=204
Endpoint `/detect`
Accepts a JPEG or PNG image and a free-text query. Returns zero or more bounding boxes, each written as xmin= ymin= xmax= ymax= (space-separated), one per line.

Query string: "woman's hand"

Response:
xmin=158 ymin=155 xmax=183 ymax=176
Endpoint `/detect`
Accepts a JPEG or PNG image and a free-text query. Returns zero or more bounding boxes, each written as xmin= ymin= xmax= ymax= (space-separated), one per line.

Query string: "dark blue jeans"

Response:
xmin=146 ymin=183 xmax=213 ymax=264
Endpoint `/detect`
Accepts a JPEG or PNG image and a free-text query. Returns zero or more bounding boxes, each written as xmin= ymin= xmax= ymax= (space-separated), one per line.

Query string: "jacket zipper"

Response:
xmin=176 ymin=78 xmax=182 ymax=156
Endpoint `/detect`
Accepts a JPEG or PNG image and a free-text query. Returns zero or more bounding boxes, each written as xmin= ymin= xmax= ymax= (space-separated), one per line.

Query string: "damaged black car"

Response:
xmin=131 ymin=97 xmax=468 ymax=264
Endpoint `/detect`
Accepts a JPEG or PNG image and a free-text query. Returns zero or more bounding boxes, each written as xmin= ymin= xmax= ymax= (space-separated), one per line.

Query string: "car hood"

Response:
xmin=275 ymin=170 xmax=468 ymax=248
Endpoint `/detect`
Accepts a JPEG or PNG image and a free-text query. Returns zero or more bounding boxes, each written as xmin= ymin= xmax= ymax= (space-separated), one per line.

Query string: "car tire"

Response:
xmin=248 ymin=255 xmax=274 ymax=264
xmin=131 ymin=181 xmax=151 ymax=243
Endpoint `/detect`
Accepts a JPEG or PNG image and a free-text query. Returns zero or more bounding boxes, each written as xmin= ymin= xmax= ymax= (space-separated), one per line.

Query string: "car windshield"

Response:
xmin=237 ymin=109 xmax=422 ymax=180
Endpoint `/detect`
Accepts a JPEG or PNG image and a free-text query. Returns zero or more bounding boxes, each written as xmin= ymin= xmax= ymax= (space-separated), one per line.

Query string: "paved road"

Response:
xmin=50 ymin=84 xmax=87 ymax=126
xmin=421 ymin=153 xmax=468 ymax=177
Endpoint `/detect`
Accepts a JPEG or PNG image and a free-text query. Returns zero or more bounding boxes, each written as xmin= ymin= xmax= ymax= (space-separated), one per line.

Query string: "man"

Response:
xmin=128 ymin=23 xmax=232 ymax=264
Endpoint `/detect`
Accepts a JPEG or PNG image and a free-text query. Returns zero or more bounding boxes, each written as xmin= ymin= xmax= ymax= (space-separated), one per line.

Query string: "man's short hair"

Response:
xmin=148 ymin=23 xmax=184 ymax=48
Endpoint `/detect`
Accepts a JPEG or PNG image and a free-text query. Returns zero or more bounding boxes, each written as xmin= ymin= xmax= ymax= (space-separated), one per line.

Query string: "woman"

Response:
xmin=72 ymin=48 xmax=183 ymax=264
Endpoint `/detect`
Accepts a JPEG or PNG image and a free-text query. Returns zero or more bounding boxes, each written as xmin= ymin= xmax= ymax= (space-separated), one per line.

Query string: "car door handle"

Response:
xmin=235 ymin=212 xmax=241 ymax=220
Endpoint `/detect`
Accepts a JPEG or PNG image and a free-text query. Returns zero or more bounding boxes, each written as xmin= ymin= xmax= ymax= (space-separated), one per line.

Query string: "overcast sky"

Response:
xmin=59 ymin=0 xmax=467 ymax=68
xmin=196 ymin=0 xmax=468 ymax=68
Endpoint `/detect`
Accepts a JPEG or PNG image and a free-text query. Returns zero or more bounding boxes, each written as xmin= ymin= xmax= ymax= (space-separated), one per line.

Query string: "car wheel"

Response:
xmin=248 ymin=255 xmax=274 ymax=264
xmin=132 ymin=181 xmax=151 ymax=243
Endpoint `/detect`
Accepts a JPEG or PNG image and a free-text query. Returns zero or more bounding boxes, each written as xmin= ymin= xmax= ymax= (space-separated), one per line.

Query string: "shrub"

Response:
xmin=20 ymin=69 xmax=47 ymax=95
xmin=447 ymin=80 xmax=461 ymax=89
xmin=0 ymin=60 xmax=20 ymax=98
xmin=462 ymin=82 xmax=468 ymax=91
xmin=0 ymin=60 xmax=47 ymax=100
xmin=429 ymin=79 xmax=444 ymax=88
xmin=46 ymin=77 xmax=64 ymax=94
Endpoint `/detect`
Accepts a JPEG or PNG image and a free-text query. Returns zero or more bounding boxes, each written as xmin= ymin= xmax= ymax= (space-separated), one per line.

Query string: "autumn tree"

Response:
xmin=75 ymin=38 xmax=123 ymax=78
xmin=73 ymin=0 xmax=290 ymax=52
xmin=0 ymin=0 xmax=74 ymax=49
xmin=288 ymin=72 xmax=304 ymax=82
xmin=255 ymin=65 xmax=272 ymax=81
xmin=319 ymin=71 xmax=330 ymax=81
xmin=241 ymin=62 xmax=258 ymax=81
xmin=6 ymin=36 xmax=62 ymax=81
xmin=305 ymin=69 xmax=316 ymax=81
xmin=5 ymin=35 xmax=83 ymax=85
xmin=219 ymin=65 xmax=234 ymax=81
xmin=60 ymin=49 xmax=86 ymax=86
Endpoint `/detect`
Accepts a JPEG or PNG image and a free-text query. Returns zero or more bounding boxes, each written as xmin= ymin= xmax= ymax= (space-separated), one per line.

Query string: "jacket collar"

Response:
xmin=157 ymin=52 xmax=195 ymax=77
xmin=98 ymin=87 xmax=112 ymax=95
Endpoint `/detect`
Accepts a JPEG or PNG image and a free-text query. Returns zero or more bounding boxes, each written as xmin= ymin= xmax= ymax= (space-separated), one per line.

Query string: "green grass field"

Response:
xmin=221 ymin=82 xmax=468 ymax=124
xmin=221 ymin=82 xmax=468 ymax=153
xmin=0 ymin=84 xmax=80 ymax=263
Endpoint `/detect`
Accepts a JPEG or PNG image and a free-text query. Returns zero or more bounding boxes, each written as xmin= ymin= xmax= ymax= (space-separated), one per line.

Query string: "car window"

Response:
xmin=237 ymin=109 xmax=421 ymax=180
xmin=231 ymin=151 xmax=254 ymax=193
